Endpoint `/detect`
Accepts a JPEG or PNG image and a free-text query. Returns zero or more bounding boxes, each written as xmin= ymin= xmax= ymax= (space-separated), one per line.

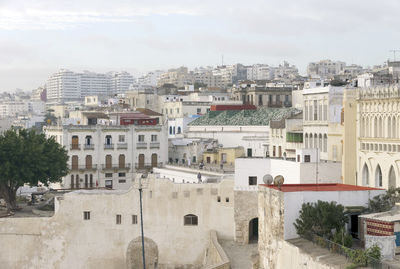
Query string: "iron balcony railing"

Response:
xmin=69 ymin=164 xmax=98 ymax=171
xmin=104 ymin=143 xmax=114 ymax=149
xmin=70 ymin=144 xmax=81 ymax=150
xmin=136 ymin=142 xmax=147 ymax=149
xmin=101 ymin=163 xmax=131 ymax=170
xmin=134 ymin=162 xmax=163 ymax=169
xmin=84 ymin=144 xmax=95 ymax=150
xmin=117 ymin=143 xmax=128 ymax=149
xmin=149 ymin=142 xmax=160 ymax=149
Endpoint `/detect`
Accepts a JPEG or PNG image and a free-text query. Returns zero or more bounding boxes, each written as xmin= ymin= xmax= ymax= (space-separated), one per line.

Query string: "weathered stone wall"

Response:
xmin=234 ymin=191 xmax=258 ymax=244
xmin=258 ymin=186 xmax=285 ymax=269
xmin=0 ymin=178 xmax=235 ymax=269
xmin=203 ymin=230 xmax=230 ymax=269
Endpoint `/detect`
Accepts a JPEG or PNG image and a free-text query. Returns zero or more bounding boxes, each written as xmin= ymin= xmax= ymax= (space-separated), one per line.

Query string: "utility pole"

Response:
xmin=135 ymin=175 xmax=147 ymax=269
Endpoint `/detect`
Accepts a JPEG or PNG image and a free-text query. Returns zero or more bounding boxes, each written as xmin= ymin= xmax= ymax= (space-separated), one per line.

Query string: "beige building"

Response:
xmin=356 ymin=84 xmax=400 ymax=188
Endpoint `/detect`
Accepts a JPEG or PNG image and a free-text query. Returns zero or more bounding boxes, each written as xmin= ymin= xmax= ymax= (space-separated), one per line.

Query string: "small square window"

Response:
xmin=118 ymin=172 xmax=126 ymax=177
xmin=132 ymin=215 xmax=138 ymax=224
xmin=105 ymin=173 xmax=113 ymax=178
xmin=83 ymin=211 xmax=90 ymax=220
xmin=138 ymin=135 xmax=145 ymax=142
xmin=118 ymin=179 xmax=126 ymax=183
xmin=116 ymin=214 xmax=122 ymax=224
xmin=151 ymin=135 xmax=157 ymax=142
xmin=248 ymin=176 xmax=257 ymax=186
xmin=118 ymin=135 xmax=125 ymax=142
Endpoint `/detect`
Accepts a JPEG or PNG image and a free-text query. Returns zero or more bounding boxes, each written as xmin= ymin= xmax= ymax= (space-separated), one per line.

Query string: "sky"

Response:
xmin=0 ymin=0 xmax=400 ymax=91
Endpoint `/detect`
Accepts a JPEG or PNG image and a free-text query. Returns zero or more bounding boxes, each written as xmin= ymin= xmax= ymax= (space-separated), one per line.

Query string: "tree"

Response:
xmin=367 ymin=187 xmax=400 ymax=213
xmin=0 ymin=128 xmax=69 ymax=212
xmin=43 ymin=110 xmax=57 ymax=126
xmin=294 ymin=200 xmax=348 ymax=238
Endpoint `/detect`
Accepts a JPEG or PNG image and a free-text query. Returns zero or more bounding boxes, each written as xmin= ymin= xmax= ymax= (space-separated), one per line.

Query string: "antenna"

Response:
xmin=389 ymin=50 xmax=400 ymax=62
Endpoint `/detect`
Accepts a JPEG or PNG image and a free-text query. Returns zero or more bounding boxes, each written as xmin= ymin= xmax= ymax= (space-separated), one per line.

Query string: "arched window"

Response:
xmin=388 ymin=117 xmax=392 ymax=138
xmin=173 ymin=127 xmax=176 ymax=134
xmin=119 ymin=154 xmax=125 ymax=168
xmin=105 ymin=155 xmax=112 ymax=169
xmin=184 ymin=214 xmax=198 ymax=226
xmin=105 ymin=135 xmax=112 ymax=145
xmin=374 ymin=117 xmax=378 ymax=138
xmin=318 ymin=134 xmax=322 ymax=149
xmin=89 ymin=174 xmax=93 ymax=188
xmin=177 ymin=127 xmax=182 ymax=134
xmin=323 ymin=134 xmax=327 ymax=152
xmin=393 ymin=117 xmax=397 ymax=139
xmin=309 ymin=134 xmax=313 ymax=148
xmin=85 ymin=155 xmax=92 ymax=169
xmin=389 ymin=166 xmax=396 ymax=189
xmin=85 ymin=135 xmax=92 ymax=145
xmin=361 ymin=117 xmax=365 ymax=137
xmin=375 ymin=165 xmax=382 ymax=187
xmin=314 ymin=133 xmax=318 ymax=149
xmin=304 ymin=133 xmax=309 ymax=148
xmin=169 ymin=126 xmax=172 ymax=135
xmin=71 ymin=175 xmax=75 ymax=189
xmin=362 ymin=164 xmax=369 ymax=185
xmin=71 ymin=135 xmax=79 ymax=149
xmin=71 ymin=155 xmax=78 ymax=169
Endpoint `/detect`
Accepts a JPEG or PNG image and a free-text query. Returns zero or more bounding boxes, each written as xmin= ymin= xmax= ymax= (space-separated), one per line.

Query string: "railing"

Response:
xmin=70 ymin=144 xmax=81 ymax=150
xmin=136 ymin=142 xmax=147 ymax=149
xmin=117 ymin=143 xmax=128 ymax=149
xmin=267 ymin=102 xmax=283 ymax=108
xmin=104 ymin=143 xmax=114 ymax=149
xmin=134 ymin=162 xmax=163 ymax=169
xmin=84 ymin=144 xmax=94 ymax=150
xmin=101 ymin=163 xmax=131 ymax=170
xmin=302 ymin=233 xmax=382 ymax=269
xmin=149 ymin=142 xmax=160 ymax=149
xmin=69 ymin=165 xmax=98 ymax=171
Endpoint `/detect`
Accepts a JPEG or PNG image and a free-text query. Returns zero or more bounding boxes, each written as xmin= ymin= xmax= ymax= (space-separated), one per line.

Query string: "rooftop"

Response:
xmin=189 ymin=107 xmax=302 ymax=126
xmin=261 ymin=183 xmax=383 ymax=192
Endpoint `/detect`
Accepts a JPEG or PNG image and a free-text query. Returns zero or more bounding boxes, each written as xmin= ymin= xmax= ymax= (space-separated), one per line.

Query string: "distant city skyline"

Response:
xmin=1 ymin=0 xmax=400 ymax=91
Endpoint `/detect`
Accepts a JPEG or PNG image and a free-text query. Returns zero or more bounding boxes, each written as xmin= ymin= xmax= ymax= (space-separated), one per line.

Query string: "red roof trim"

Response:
xmin=260 ymin=183 xmax=383 ymax=192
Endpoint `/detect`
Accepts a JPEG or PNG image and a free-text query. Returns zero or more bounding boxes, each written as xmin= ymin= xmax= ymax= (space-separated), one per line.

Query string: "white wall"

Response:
xmin=283 ymin=189 xmax=385 ymax=240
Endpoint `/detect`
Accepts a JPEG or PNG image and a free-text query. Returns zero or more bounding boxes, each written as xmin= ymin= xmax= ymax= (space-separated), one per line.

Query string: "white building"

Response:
xmin=307 ymin=59 xmax=346 ymax=78
xmin=357 ymin=84 xmax=400 ymax=189
xmin=46 ymin=69 xmax=82 ymax=104
xmin=303 ymin=85 xmax=345 ymax=161
xmin=44 ymin=124 xmax=168 ymax=190
xmin=109 ymin=71 xmax=135 ymax=94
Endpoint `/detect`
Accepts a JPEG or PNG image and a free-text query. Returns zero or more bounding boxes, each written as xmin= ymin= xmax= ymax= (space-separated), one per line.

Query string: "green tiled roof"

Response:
xmin=189 ymin=107 xmax=302 ymax=126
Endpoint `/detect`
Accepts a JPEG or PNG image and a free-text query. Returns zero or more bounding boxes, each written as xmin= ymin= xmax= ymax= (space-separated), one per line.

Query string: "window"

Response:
xmin=85 ymin=135 xmax=92 ymax=145
xmin=184 ymin=214 xmax=198 ymax=226
xmin=151 ymin=135 xmax=157 ymax=142
xmin=132 ymin=215 xmax=138 ymax=224
xmin=304 ymin=155 xmax=311 ymax=162
xmin=138 ymin=135 xmax=145 ymax=142
xmin=197 ymin=108 xmax=201 ymax=114
xmin=83 ymin=211 xmax=90 ymax=220
xmin=116 ymin=214 xmax=122 ymax=224
xmin=313 ymin=100 xmax=318 ymax=120
xmin=105 ymin=173 xmax=113 ymax=178
xmin=105 ymin=135 xmax=112 ymax=145
xmin=118 ymin=172 xmax=126 ymax=177
xmin=226 ymin=197 xmax=229 ymax=203
xmin=118 ymin=135 xmax=125 ymax=142
xmin=248 ymin=176 xmax=257 ymax=186
xmin=118 ymin=179 xmax=126 ymax=183
xmin=217 ymin=196 xmax=221 ymax=202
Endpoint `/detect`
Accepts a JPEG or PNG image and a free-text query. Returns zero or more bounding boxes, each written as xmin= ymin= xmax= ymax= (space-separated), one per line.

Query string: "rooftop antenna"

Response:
xmin=389 ymin=50 xmax=400 ymax=62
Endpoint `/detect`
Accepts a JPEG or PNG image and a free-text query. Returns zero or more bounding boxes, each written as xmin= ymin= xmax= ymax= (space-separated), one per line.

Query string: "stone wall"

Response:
xmin=203 ymin=230 xmax=230 ymax=269
xmin=258 ymin=186 xmax=285 ymax=269
xmin=0 ymin=178 xmax=235 ymax=269
xmin=234 ymin=191 xmax=258 ymax=244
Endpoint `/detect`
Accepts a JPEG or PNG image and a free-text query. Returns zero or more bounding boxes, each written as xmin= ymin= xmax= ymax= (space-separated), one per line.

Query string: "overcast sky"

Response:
xmin=0 ymin=0 xmax=400 ymax=91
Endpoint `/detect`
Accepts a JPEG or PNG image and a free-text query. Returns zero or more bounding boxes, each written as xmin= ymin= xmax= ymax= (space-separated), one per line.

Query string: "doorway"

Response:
xmin=138 ymin=154 xmax=145 ymax=169
xmin=350 ymin=214 xmax=359 ymax=238
xmin=151 ymin=153 xmax=158 ymax=168
xmin=249 ymin=218 xmax=258 ymax=243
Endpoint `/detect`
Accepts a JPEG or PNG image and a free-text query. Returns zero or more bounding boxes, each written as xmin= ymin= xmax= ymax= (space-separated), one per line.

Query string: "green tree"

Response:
xmin=43 ymin=109 xmax=57 ymax=126
xmin=368 ymin=187 xmax=400 ymax=213
xmin=294 ymin=200 xmax=348 ymax=238
xmin=0 ymin=128 xmax=69 ymax=212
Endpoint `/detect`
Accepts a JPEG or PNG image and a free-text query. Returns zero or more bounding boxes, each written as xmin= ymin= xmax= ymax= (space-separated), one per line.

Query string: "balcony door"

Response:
xmin=151 ymin=153 xmax=157 ymax=168
xmin=106 ymin=155 xmax=112 ymax=169
xmin=85 ymin=155 xmax=92 ymax=169
xmin=138 ymin=154 xmax=145 ymax=169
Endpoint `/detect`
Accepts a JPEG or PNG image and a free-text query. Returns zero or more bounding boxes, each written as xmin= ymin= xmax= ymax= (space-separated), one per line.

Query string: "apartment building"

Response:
xmin=356 ymin=84 xmax=400 ymax=189
xmin=44 ymin=124 xmax=168 ymax=190
xmin=303 ymin=85 xmax=345 ymax=162
xmin=307 ymin=59 xmax=346 ymax=78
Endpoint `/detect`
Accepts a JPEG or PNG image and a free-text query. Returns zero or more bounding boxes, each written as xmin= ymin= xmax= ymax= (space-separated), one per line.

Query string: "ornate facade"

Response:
xmin=357 ymin=84 xmax=400 ymax=189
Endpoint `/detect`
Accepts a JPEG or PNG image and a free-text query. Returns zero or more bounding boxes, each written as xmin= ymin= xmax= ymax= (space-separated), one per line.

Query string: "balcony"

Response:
xmin=136 ymin=142 xmax=147 ymax=149
xmin=70 ymin=144 xmax=81 ymax=150
xmin=104 ymin=143 xmax=114 ymax=150
xmin=69 ymin=165 xmax=98 ymax=171
xmin=267 ymin=102 xmax=283 ymax=108
xmin=149 ymin=142 xmax=160 ymax=149
xmin=134 ymin=162 xmax=163 ymax=170
xmin=101 ymin=163 xmax=131 ymax=171
xmin=84 ymin=144 xmax=95 ymax=150
xmin=117 ymin=143 xmax=128 ymax=149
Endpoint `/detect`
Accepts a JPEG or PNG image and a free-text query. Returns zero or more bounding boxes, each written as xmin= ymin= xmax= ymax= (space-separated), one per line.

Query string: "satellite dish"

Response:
xmin=273 ymin=175 xmax=285 ymax=187
xmin=263 ymin=174 xmax=273 ymax=185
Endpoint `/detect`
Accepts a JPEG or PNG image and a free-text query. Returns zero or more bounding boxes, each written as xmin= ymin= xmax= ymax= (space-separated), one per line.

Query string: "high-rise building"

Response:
xmin=46 ymin=69 xmax=81 ymax=104
xmin=109 ymin=71 xmax=135 ymax=94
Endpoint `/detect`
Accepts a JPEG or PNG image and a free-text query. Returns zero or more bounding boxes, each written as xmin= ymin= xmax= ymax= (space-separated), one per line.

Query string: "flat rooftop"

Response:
xmin=260 ymin=183 xmax=383 ymax=192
